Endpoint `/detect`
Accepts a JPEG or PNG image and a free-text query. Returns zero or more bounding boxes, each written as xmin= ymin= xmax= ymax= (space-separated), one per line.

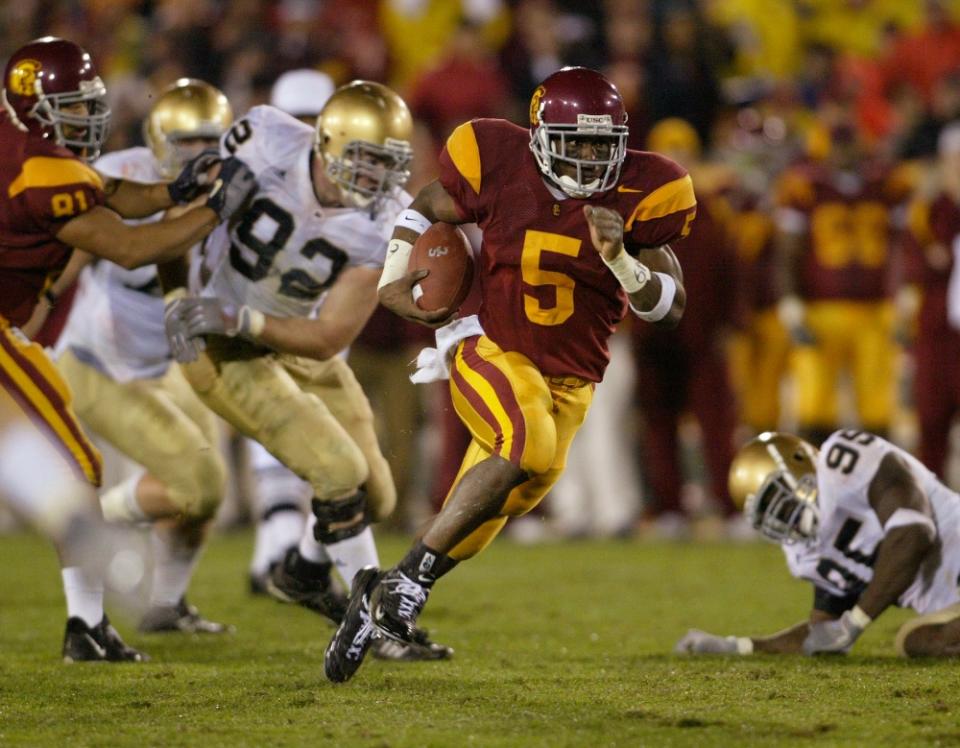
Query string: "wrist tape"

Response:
xmin=602 ymin=249 xmax=651 ymax=293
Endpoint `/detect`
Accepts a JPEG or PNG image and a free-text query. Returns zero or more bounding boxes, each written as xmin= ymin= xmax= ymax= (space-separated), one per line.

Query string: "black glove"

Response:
xmin=205 ymin=157 xmax=258 ymax=221
xmin=167 ymin=148 xmax=221 ymax=203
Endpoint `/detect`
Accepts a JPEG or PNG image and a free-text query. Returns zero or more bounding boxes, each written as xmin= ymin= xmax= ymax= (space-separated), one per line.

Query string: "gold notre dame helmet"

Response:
xmin=314 ymin=80 xmax=413 ymax=213
xmin=144 ymin=79 xmax=233 ymax=178
xmin=729 ymin=432 xmax=820 ymax=544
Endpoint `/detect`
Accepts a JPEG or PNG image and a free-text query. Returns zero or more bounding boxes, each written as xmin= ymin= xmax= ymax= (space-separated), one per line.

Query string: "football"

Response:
xmin=408 ymin=222 xmax=475 ymax=313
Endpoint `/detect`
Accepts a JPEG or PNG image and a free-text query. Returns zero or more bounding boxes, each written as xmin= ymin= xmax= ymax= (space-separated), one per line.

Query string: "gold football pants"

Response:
xmin=789 ymin=300 xmax=895 ymax=431
xmin=57 ymin=348 xmax=225 ymax=520
xmin=445 ymin=335 xmax=594 ymax=559
xmin=180 ymin=338 xmax=395 ymax=520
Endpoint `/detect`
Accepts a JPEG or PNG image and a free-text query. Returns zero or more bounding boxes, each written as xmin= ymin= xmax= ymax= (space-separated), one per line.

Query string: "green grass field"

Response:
xmin=2 ymin=530 xmax=959 ymax=747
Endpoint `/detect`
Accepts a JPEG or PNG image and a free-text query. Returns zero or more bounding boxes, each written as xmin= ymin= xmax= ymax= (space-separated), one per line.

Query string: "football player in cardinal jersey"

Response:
xmin=163 ymin=81 xmax=451 ymax=662
xmin=0 ymin=37 xmax=255 ymax=660
xmin=675 ymin=430 xmax=960 ymax=657
xmin=55 ymin=79 xmax=235 ymax=634
xmin=325 ymin=66 xmax=695 ymax=682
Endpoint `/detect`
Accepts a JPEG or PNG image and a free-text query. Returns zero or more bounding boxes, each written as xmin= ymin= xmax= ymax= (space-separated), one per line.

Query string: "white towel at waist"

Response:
xmin=410 ymin=315 xmax=485 ymax=383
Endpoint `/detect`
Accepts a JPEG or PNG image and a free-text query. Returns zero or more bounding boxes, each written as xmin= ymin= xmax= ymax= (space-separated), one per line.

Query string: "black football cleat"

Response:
xmin=139 ymin=598 xmax=234 ymax=634
xmin=62 ymin=617 xmax=107 ymax=663
xmin=267 ymin=547 xmax=347 ymax=625
xmin=324 ymin=566 xmax=380 ymax=683
xmin=370 ymin=569 xmax=430 ymax=644
xmin=371 ymin=627 xmax=454 ymax=661
xmin=96 ymin=615 xmax=149 ymax=661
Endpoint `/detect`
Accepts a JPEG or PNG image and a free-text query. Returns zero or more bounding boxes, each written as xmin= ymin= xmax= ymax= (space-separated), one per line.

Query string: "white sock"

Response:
xmin=100 ymin=471 xmax=149 ymax=523
xmin=251 ymin=508 xmax=305 ymax=575
xmin=297 ymin=514 xmax=331 ymax=564
xmin=323 ymin=526 xmax=379 ymax=588
xmin=61 ymin=566 xmax=104 ymax=627
xmin=150 ymin=530 xmax=200 ymax=607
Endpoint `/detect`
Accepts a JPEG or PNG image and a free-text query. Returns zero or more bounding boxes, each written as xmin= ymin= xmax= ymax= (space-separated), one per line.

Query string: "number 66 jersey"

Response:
xmin=785 ymin=430 xmax=960 ymax=617
xmin=195 ymin=105 xmax=409 ymax=315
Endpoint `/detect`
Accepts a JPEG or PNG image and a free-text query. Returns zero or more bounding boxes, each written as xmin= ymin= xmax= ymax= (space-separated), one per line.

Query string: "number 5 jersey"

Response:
xmin=196 ymin=105 xmax=409 ymax=317
xmin=785 ymin=430 xmax=960 ymax=616
xmin=437 ymin=118 xmax=697 ymax=383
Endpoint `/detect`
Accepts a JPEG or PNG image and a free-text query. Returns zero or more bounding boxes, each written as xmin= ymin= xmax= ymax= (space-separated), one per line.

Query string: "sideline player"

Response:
xmin=675 ymin=430 xmax=960 ymax=657
xmin=55 ymin=79 xmax=234 ymax=633
xmin=325 ymin=66 xmax=695 ymax=681
xmin=774 ymin=116 xmax=913 ymax=444
xmin=163 ymin=81 xmax=450 ymax=661
xmin=0 ymin=37 xmax=255 ymax=660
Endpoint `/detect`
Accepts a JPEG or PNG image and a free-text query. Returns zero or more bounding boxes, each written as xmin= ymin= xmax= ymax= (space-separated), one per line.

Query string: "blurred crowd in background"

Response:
xmin=5 ymin=0 xmax=960 ymax=541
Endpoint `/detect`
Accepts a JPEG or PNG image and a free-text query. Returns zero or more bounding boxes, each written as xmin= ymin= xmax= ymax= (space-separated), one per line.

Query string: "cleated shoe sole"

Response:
xmin=324 ymin=567 xmax=380 ymax=683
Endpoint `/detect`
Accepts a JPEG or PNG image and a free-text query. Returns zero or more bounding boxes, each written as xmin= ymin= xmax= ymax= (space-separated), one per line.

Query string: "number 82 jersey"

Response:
xmin=197 ymin=105 xmax=409 ymax=317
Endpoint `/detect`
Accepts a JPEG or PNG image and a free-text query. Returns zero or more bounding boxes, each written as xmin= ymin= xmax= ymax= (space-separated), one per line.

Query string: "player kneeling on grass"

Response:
xmin=675 ymin=430 xmax=960 ymax=658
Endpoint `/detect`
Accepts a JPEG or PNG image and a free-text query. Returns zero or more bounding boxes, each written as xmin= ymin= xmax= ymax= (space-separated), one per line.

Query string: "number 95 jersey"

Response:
xmin=784 ymin=430 xmax=960 ymax=616
xmin=197 ymin=106 xmax=410 ymax=317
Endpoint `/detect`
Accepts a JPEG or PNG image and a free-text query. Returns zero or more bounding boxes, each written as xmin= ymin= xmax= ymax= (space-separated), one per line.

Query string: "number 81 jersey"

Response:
xmin=197 ymin=106 xmax=409 ymax=317
xmin=785 ymin=430 xmax=960 ymax=616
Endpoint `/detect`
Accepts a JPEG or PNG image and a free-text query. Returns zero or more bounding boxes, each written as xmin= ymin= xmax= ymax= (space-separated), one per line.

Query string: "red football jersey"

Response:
xmin=0 ymin=114 xmax=105 ymax=327
xmin=775 ymin=161 xmax=911 ymax=302
xmin=907 ymin=193 xmax=960 ymax=335
xmin=438 ymin=118 xmax=696 ymax=382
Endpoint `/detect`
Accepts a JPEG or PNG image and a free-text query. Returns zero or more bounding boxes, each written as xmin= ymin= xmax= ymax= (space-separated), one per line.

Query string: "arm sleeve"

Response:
xmin=625 ymin=166 xmax=697 ymax=249
xmin=437 ymin=120 xmax=487 ymax=224
xmin=16 ymin=156 xmax=105 ymax=232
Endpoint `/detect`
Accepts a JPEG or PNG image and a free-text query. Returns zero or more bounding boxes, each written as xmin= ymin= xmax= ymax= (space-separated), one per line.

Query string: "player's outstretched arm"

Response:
xmin=378 ymin=180 xmax=464 ymax=327
xmin=58 ymin=157 xmax=256 ymax=270
xmin=55 ymin=204 xmax=218 ymax=269
xmin=583 ymin=205 xmax=686 ymax=327
xmin=171 ymin=266 xmax=381 ymax=362
xmin=99 ymin=149 xmax=221 ymax=219
xmin=675 ymin=611 xmax=828 ymax=656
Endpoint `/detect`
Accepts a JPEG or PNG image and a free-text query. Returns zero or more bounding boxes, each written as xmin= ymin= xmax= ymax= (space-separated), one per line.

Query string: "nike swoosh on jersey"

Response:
xmin=617 ymin=185 xmax=644 ymax=193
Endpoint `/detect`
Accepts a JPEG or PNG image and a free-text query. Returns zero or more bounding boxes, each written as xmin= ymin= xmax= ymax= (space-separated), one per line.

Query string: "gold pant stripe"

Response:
xmin=0 ymin=329 xmax=100 ymax=485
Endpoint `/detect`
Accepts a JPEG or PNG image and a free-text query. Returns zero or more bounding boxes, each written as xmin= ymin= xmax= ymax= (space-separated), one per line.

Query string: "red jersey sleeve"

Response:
xmin=12 ymin=154 xmax=105 ymax=234
xmin=622 ymin=154 xmax=697 ymax=249
xmin=437 ymin=119 xmax=504 ymax=223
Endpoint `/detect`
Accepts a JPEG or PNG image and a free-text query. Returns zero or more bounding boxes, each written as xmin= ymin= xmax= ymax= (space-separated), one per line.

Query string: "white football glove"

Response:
xmin=802 ymin=607 xmax=870 ymax=656
xmin=674 ymin=629 xmax=750 ymax=655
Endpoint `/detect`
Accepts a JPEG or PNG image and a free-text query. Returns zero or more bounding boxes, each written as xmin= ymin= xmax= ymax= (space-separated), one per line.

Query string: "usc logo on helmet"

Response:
xmin=8 ymin=59 xmax=41 ymax=97
xmin=529 ymin=85 xmax=545 ymax=126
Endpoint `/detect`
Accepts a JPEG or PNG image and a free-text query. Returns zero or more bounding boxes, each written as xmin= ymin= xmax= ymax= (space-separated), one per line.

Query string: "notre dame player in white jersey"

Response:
xmin=163 ymin=81 xmax=451 ymax=661
xmin=55 ymin=79 xmax=234 ymax=634
xmin=675 ymin=430 xmax=960 ymax=657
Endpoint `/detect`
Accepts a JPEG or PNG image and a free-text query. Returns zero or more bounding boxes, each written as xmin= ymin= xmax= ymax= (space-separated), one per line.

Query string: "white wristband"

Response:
xmin=849 ymin=605 xmax=872 ymax=630
xmin=378 ymin=238 xmax=414 ymax=290
xmin=602 ymin=249 xmax=650 ymax=293
xmin=395 ymin=208 xmax=432 ymax=235
xmin=237 ymin=305 xmax=265 ymax=338
xmin=632 ymin=272 xmax=677 ymax=322
xmin=884 ymin=507 xmax=936 ymax=539
xmin=735 ymin=636 xmax=754 ymax=655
